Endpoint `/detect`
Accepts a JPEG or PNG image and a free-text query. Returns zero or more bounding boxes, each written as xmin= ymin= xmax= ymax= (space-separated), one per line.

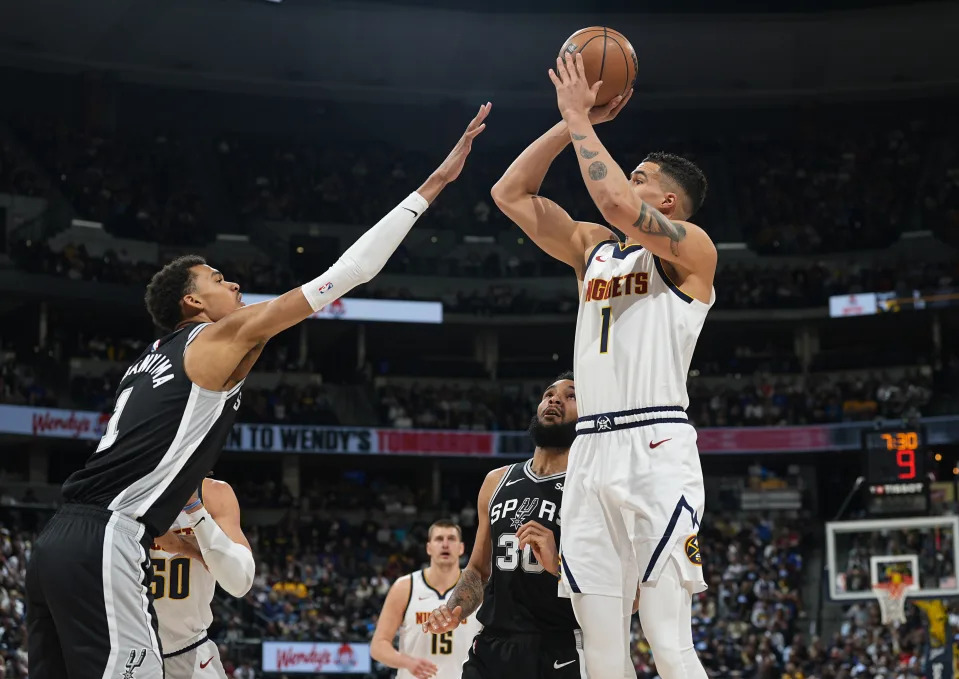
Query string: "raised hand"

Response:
xmin=422 ymin=603 xmax=465 ymax=635
xmin=516 ymin=520 xmax=559 ymax=576
xmin=549 ymin=53 xmax=602 ymax=121
xmin=589 ymin=88 xmax=633 ymax=125
xmin=432 ymin=102 xmax=492 ymax=184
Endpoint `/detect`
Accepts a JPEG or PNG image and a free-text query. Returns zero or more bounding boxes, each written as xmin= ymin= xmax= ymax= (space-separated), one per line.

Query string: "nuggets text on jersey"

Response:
xmin=584 ymin=272 xmax=649 ymax=302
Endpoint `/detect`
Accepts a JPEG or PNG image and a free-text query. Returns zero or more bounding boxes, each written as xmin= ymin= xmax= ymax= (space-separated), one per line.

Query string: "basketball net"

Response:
xmin=872 ymin=575 xmax=913 ymax=625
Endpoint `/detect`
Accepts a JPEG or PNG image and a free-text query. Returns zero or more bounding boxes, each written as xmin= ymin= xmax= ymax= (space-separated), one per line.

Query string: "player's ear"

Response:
xmin=182 ymin=293 xmax=203 ymax=313
xmin=661 ymin=191 xmax=678 ymax=214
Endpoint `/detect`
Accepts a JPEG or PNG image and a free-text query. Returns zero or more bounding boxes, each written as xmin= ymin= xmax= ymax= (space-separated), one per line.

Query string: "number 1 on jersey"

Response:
xmin=599 ymin=306 xmax=612 ymax=354
xmin=96 ymin=386 xmax=134 ymax=454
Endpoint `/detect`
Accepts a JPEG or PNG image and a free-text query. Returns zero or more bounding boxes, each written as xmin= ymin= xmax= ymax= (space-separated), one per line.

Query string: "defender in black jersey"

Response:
xmin=25 ymin=106 xmax=490 ymax=679
xmin=425 ymin=373 xmax=590 ymax=679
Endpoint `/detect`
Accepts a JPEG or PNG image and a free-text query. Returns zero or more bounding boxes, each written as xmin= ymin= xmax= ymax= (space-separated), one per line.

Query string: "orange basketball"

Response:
xmin=559 ymin=27 xmax=638 ymax=106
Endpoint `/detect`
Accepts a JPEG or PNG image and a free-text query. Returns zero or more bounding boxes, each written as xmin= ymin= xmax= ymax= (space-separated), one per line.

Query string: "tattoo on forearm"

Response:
xmin=633 ymin=202 xmax=687 ymax=256
xmin=579 ymin=146 xmax=599 ymax=160
xmin=571 ymin=133 xmax=587 ymax=141
xmin=587 ymin=161 xmax=607 ymax=181
xmin=446 ymin=568 xmax=484 ymax=617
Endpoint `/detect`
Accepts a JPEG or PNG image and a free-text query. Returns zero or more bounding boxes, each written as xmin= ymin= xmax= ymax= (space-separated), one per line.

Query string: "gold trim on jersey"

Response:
xmin=421 ymin=569 xmax=460 ymax=599
xmin=653 ymin=255 xmax=695 ymax=304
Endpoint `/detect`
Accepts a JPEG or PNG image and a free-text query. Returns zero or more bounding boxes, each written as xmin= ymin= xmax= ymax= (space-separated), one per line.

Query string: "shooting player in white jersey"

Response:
xmin=491 ymin=54 xmax=715 ymax=679
xmin=371 ymin=521 xmax=483 ymax=679
xmin=151 ymin=477 xmax=253 ymax=678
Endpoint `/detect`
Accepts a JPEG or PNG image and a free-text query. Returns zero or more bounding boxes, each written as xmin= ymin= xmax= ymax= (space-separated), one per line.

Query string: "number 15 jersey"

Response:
xmin=575 ymin=241 xmax=714 ymax=417
xmin=397 ymin=570 xmax=482 ymax=679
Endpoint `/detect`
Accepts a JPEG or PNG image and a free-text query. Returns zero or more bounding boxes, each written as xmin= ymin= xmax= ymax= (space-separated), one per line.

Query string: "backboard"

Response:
xmin=825 ymin=515 xmax=959 ymax=602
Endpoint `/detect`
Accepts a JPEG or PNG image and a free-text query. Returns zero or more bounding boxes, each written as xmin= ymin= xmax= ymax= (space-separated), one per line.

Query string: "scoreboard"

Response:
xmin=862 ymin=428 xmax=929 ymax=514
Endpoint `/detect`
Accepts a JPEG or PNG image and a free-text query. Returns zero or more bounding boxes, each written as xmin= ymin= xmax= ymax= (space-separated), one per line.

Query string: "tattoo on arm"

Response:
xmin=633 ymin=202 xmax=688 ymax=256
xmin=579 ymin=146 xmax=599 ymax=160
xmin=445 ymin=568 xmax=484 ymax=617
xmin=571 ymin=133 xmax=587 ymax=141
xmin=587 ymin=161 xmax=607 ymax=181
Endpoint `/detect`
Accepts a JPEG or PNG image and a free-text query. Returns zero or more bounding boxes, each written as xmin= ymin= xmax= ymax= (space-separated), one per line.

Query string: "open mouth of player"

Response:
xmin=440 ymin=551 xmax=451 ymax=558
xmin=543 ymin=407 xmax=562 ymax=419
xmin=236 ymin=292 xmax=244 ymax=306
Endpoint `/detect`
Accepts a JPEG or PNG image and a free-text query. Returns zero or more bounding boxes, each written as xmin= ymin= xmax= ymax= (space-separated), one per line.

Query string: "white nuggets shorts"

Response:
xmin=559 ymin=411 xmax=707 ymax=605
xmin=163 ymin=638 xmax=228 ymax=679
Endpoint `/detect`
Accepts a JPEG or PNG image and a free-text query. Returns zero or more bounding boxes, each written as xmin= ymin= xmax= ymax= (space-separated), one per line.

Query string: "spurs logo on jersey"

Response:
xmin=149 ymin=511 xmax=217 ymax=655
xmin=575 ymin=241 xmax=714 ymax=416
xmin=508 ymin=498 xmax=540 ymax=530
xmin=122 ymin=649 xmax=147 ymax=679
xmin=476 ymin=460 xmax=579 ymax=635
xmin=396 ymin=571 xmax=482 ymax=679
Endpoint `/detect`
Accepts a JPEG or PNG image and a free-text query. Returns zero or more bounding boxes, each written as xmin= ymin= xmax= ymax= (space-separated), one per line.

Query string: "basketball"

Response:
xmin=559 ymin=27 xmax=638 ymax=106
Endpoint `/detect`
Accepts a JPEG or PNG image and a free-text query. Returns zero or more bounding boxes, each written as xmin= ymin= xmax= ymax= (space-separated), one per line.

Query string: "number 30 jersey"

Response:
xmin=149 ymin=511 xmax=216 ymax=655
xmin=575 ymin=241 xmax=714 ymax=417
xmin=476 ymin=459 xmax=578 ymax=635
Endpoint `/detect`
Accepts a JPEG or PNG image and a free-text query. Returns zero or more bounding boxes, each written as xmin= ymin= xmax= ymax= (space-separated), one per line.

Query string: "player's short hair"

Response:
xmin=145 ymin=255 xmax=207 ymax=333
xmin=643 ymin=151 xmax=707 ymax=218
xmin=428 ymin=520 xmax=463 ymax=541
xmin=553 ymin=370 xmax=574 ymax=383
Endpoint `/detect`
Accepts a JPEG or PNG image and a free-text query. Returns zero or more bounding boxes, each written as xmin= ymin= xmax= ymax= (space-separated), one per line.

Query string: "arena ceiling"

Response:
xmin=328 ymin=0 xmax=950 ymax=12
xmin=0 ymin=0 xmax=955 ymax=106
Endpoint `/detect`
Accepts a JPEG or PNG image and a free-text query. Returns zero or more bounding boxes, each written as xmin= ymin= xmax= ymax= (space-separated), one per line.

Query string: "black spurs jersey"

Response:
xmin=476 ymin=459 xmax=578 ymax=635
xmin=62 ymin=322 xmax=241 ymax=537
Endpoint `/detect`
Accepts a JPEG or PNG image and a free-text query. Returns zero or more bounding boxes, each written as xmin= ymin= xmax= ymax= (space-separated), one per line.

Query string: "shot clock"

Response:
xmin=862 ymin=428 xmax=929 ymax=515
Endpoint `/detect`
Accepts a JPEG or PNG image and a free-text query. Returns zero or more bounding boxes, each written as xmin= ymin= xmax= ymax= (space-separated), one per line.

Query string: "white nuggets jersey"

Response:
xmin=575 ymin=240 xmax=714 ymax=416
xmin=150 ymin=511 xmax=216 ymax=654
xmin=397 ymin=570 xmax=482 ymax=679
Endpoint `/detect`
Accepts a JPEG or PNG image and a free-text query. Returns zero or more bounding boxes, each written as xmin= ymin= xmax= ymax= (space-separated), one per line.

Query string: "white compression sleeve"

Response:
xmin=300 ymin=191 xmax=430 ymax=311
xmin=570 ymin=593 xmax=636 ymax=679
xmin=190 ymin=508 xmax=255 ymax=597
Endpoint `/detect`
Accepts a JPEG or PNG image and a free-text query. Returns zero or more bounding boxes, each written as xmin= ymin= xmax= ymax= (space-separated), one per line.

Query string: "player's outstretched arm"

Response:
xmin=371 ymin=576 xmax=439 ymax=679
xmin=490 ymin=97 xmax=629 ymax=280
xmin=183 ymin=478 xmax=254 ymax=597
xmin=550 ymin=54 xmax=717 ymax=274
xmin=185 ymin=104 xmax=491 ymax=391
xmin=425 ymin=467 xmax=508 ymax=635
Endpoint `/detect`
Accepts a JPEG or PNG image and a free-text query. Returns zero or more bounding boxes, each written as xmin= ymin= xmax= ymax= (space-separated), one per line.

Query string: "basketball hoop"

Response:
xmin=872 ymin=576 xmax=913 ymax=625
